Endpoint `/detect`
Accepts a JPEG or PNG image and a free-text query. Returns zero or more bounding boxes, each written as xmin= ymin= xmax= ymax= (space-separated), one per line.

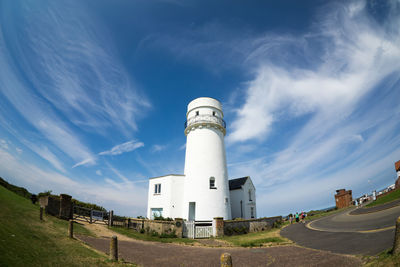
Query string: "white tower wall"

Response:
xmin=183 ymin=97 xmax=231 ymax=220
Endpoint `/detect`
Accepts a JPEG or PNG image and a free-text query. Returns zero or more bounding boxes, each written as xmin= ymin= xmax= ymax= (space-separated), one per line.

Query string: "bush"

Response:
xmin=153 ymin=215 xmax=173 ymax=221
xmin=0 ymin=177 xmax=32 ymax=199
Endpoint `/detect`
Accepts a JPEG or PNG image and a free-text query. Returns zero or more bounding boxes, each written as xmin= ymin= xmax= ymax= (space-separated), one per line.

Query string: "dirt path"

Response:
xmin=76 ymin=233 xmax=362 ymax=267
xmin=78 ymin=221 xmax=135 ymax=242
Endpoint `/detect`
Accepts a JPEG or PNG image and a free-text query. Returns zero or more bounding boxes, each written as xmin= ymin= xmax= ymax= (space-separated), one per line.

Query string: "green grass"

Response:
xmin=110 ymin=227 xmax=198 ymax=245
xmin=305 ymin=207 xmax=351 ymax=221
xmin=0 ymin=185 xmax=133 ymax=266
xmin=363 ymin=249 xmax=400 ymax=266
xmin=366 ymin=189 xmax=400 ymax=208
xmin=217 ymin=227 xmax=291 ymax=247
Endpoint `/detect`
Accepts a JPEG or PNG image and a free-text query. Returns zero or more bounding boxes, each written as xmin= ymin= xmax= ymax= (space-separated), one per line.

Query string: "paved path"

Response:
xmin=77 ymin=235 xmax=361 ymax=267
xmin=281 ymin=204 xmax=400 ymax=255
xmin=310 ymin=205 xmax=400 ymax=232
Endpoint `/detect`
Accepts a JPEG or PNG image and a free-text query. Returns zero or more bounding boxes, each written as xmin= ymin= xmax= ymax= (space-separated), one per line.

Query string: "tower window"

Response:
xmin=209 ymin=177 xmax=216 ymax=189
xmin=212 ymin=111 xmax=216 ymax=116
xmin=196 ymin=111 xmax=199 ymax=116
xmin=154 ymin=183 xmax=161 ymax=194
xmin=249 ymin=189 xmax=252 ymax=201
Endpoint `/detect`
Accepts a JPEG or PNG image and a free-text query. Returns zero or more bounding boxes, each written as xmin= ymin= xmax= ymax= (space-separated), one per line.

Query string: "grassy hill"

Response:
xmin=366 ymin=189 xmax=400 ymax=208
xmin=0 ymin=185 xmax=132 ymax=266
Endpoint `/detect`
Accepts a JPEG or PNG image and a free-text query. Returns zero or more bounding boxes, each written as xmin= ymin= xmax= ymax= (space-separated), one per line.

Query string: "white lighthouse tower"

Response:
xmin=182 ymin=97 xmax=232 ymax=221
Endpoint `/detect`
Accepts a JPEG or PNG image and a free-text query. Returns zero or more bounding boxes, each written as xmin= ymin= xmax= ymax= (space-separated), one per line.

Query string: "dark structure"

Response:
xmin=395 ymin=160 xmax=400 ymax=189
xmin=39 ymin=194 xmax=72 ymax=220
xmin=335 ymin=189 xmax=352 ymax=209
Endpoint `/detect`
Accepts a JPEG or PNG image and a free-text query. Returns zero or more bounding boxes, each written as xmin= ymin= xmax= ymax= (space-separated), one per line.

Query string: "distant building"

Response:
xmin=335 ymin=189 xmax=352 ymax=209
xmin=395 ymin=160 xmax=400 ymax=189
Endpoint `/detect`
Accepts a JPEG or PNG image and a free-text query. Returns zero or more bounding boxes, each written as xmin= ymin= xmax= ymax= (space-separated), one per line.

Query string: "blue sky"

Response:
xmin=0 ymin=0 xmax=399 ymax=217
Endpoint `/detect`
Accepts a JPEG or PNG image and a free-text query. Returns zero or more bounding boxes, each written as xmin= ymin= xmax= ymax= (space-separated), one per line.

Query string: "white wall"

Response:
xmin=147 ymin=175 xmax=185 ymax=219
xmin=230 ymin=189 xmax=243 ymax=219
xmin=183 ymin=97 xmax=231 ymax=220
xmin=229 ymin=178 xmax=257 ymax=219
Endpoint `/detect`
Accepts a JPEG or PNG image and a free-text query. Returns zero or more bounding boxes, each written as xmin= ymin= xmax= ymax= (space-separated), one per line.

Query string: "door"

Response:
xmin=188 ymin=202 xmax=196 ymax=221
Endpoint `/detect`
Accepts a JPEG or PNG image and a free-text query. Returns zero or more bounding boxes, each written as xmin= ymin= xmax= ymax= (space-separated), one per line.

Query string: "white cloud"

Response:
xmin=151 ymin=144 xmax=166 ymax=152
xmin=15 ymin=148 xmax=23 ymax=154
xmin=0 ymin=149 xmax=148 ymax=216
xmin=225 ymin=1 xmax=400 ymax=215
xmin=99 ymin=140 xmax=144 ymax=156
xmin=72 ymin=157 xmax=97 ymax=168
xmin=96 ymin=170 xmax=102 ymax=176
xmin=0 ymin=139 xmax=8 ymax=150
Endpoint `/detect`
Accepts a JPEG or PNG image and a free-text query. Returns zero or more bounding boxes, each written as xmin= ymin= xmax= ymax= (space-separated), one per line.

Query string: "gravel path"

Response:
xmin=77 ymin=234 xmax=361 ymax=267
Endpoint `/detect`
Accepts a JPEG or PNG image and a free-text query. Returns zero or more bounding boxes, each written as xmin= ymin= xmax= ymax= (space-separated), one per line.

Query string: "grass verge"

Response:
xmin=217 ymin=226 xmax=292 ymax=247
xmin=363 ymin=249 xmax=400 ymax=266
xmin=366 ymin=190 xmax=400 ymax=208
xmin=0 ymin=185 xmax=133 ymax=266
xmin=305 ymin=207 xmax=351 ymax=221
xmin=110 ymin=227 xmax=198 ymax=245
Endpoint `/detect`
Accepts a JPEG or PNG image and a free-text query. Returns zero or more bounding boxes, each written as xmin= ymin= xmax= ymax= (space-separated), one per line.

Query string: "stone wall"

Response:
xmin=39 ymin=194 xmax=72 ymax=220
xmin=39 ymin=195 xmax=60 ymax=216
xmin=123 ymin=218 xmax=183 ymax=237
xmin=223 ymin=216 xmax=282 ymax=236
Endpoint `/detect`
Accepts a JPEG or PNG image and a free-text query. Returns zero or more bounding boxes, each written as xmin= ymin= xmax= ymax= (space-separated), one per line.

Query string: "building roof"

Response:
xmin=395 ymin=160 xmax=400 ymax=172
xmin=229 ymin=177 xmax=249 ymax=190
xmin=149 ymin=174 xmax=185 ymax=180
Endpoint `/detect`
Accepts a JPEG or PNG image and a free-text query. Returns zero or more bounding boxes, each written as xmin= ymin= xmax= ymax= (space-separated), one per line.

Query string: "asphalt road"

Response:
xmin=281 ymin=205 xmax=400 ymax=255
xmin=310 ymin=205 xmax=400 ymax=232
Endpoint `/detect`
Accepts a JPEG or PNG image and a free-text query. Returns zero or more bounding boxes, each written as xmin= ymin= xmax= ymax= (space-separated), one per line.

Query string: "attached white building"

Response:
xmin=147 ymin=97 xmax=257 ymax=221
xmin=229 ymin=177 xmax=257 ymax=219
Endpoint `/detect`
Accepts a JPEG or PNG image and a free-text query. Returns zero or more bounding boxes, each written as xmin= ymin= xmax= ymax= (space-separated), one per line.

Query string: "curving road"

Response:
xmin=281 ymin=204 xmax=400 ymax=255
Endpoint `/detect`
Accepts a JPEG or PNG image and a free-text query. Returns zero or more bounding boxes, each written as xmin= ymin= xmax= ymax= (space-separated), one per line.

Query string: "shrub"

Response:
xmin=153 ymin=215 xmax=173 ymax=221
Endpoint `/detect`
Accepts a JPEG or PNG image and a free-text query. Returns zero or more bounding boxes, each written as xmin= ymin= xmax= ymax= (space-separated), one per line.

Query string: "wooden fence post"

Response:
xmin=109 ymin=210 xmax=113 ymax=227
xmin=110 ymin=235 xmax=118 ymax=261
xmin=221 ymin=253 xmax=232 ymax=267
xmin=40 ymin=207 xmax=43 ymax=221
xmin=68 ymin=219 xmax=74 ymax=238
xmin=393 ymin=216 xmax=400 ymax=254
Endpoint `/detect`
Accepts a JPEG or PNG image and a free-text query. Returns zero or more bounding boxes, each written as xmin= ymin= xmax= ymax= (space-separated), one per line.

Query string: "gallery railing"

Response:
xmin=184 ymin=114 xmax=226 ymax=130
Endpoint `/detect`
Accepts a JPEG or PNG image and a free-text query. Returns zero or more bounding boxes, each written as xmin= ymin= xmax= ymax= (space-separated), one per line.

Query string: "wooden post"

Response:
xmin=109 ymin=210 xmax=113 ymax=227
xmin=393 ymin=216 xmax=400 ymax=254
xmin=110 ymin=235 xmax=118 ymax=261
xmin=90 ymin=209 xmax=93 ymax=224
xmin=40 ymin=207 xmax=43 ymax=221
xmin=220 ymin=253 xmax=232 ymax=267
xmin=68 ymin=219 xmax=74 ymax=238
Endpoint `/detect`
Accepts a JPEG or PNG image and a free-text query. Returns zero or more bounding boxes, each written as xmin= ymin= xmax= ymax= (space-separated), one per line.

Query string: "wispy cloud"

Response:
xmin=0 ymin=1 xmax=151 ymax=172
xmin=225 ymin=1 xmax=400 ymax=215
xmin=0 ymin=149 xmax=148 ymax=216
xmin=99 ymin=140 xmax=144 ymax=156
xmin=151 ymin=144 xmax=167 ymax=153
xmin=0 ymin=139 xmax=8 ymax=150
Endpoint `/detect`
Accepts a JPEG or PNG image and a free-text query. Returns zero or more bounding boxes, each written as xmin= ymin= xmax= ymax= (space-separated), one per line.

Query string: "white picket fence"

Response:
xmin=183 ymin=221 xmax=213 ymax=239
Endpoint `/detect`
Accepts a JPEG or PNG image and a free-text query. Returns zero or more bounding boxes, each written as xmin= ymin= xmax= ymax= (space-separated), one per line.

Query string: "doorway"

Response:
xmin=188 ymin=202 xmax=196 ymax=221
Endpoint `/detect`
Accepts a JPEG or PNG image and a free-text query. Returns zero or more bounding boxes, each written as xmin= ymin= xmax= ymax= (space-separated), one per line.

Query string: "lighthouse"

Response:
xmin=147 ymin=97 xmax=255 ymax=222
xmin=183 ymin=97 xmax=231 ymax=220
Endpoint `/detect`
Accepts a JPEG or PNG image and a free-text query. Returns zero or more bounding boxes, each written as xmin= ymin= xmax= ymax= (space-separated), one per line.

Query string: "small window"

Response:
xmin=196 ymin=111 xmax=199 ymax=116
xmin=249 ymin=189 xmax=252 ymax=201
xmin=154 ymin=183 xmax=161 ymax=194
xmin=212 ymin=111 xmax=216 ymax=116
xmin=209 ymin=177 xmax=216 ymax=189
xmin=251 ymin=207 xmax=254 ymax=218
